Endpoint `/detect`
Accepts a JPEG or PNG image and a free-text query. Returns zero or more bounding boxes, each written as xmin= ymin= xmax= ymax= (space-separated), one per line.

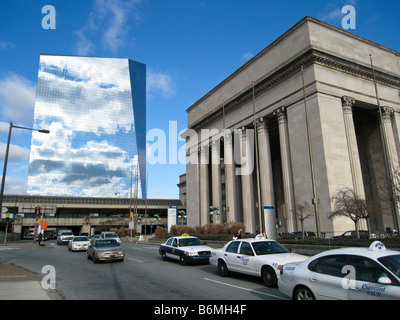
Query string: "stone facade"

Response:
xmin=183 ymin=16 xmax=400 ymax=238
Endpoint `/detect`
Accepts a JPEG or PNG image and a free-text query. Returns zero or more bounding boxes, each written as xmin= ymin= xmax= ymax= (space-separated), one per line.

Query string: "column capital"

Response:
xmin=341 ymin=96 xmax=355 ymax=114
xmin=273 ymin=106 xmax=287 ymax=125
xmin=381 ymin=106 xmax=394 ymax=122
xmin=255 ymin=117 xmax=269 ymax=134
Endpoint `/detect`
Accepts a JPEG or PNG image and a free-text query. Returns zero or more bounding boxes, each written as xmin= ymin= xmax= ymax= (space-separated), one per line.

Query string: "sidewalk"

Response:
xmin=0 ymin=243 xmax=63 ymax=300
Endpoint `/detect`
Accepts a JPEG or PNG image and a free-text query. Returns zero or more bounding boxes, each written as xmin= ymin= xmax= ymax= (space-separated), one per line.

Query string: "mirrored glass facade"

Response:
xmin=27 ymin=54 xmax=146 ymax=198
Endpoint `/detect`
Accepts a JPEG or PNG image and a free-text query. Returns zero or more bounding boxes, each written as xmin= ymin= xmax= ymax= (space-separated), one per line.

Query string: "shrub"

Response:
xmin=154 ymin=226 xmax=168 ymax=238
xmin=224 ymin=221 xmax=245 ymax=235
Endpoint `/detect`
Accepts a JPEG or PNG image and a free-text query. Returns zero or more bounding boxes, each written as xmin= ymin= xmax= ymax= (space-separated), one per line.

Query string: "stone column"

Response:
xmin=273 ymin=107 xmax=296 ymax=233
xmin=199 ymin=145 xmax=210 ymax=225
xmin=224 ymin=130 xmax=238 ymax=223
xmin=239 ymin=127 xmax=256 ymax=233
xmin=381 ymin=107 xmax=398 ymax=168
xmin=380 ymin=106 xmax=400 ymax=230
xmin=256 ymin=117 xmax=276 ymax=238
xmin=211 ymin=140 xmax=222 ymax=223
xmin=341 ymin=96 xmax=366 ymax=199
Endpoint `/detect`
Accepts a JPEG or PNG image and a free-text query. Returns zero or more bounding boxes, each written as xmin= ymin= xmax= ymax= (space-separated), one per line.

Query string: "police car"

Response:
xmin=209 ymin=238 xmax=308 ymax=287
xmin=159 ymin=235 xmax=213 ymax=265
xmin=278 ymin=241 xmax=400 ymax=300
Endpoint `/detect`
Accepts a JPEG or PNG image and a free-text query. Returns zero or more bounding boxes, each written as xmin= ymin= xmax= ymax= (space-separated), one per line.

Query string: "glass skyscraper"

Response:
xmin=27 ymin=54 xmax=146 ymax=198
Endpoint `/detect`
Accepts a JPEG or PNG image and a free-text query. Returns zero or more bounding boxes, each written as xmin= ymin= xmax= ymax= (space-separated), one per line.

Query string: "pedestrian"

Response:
xmin=255 ymin=230 xmax=268 ymax=240
xmin=38 ymin=232 xmax=43 ymax=246
xmin=236 ymin=229 xmax=242 ymax=239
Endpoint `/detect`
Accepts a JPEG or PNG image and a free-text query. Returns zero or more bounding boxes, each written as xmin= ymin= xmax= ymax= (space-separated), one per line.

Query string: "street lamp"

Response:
xmin=0 ymin=122 xmax=50 ymax=215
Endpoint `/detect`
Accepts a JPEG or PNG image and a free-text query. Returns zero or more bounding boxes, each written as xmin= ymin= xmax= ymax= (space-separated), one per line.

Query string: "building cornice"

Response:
xmin=189 ymin=48 xmax=400 ymax=132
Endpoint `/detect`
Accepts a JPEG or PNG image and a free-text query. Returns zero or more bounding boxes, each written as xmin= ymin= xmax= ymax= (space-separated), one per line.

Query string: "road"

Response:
xmin=0 ymin=240 xmax=288 ymax=300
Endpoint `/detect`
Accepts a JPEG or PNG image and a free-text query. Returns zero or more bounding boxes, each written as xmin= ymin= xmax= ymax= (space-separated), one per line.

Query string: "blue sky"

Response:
xmin=0 ymin=0 xmax=399 ymax=199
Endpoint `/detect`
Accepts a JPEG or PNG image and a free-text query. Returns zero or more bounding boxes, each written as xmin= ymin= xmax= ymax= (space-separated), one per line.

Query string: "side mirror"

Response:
xmin=378 ymin=277 xmax=392 ymax=285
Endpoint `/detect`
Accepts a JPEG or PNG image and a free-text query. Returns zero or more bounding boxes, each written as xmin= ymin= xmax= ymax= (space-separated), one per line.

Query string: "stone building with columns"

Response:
xmin=182 ymin=16 xmax=400 ymax=238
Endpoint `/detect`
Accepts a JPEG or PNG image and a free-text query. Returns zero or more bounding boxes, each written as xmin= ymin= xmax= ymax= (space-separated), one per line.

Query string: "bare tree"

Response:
xmin=295 ymin=202 xmax=313 ymax=239
xmin=329 ymin=186 xmax=370 ymax=238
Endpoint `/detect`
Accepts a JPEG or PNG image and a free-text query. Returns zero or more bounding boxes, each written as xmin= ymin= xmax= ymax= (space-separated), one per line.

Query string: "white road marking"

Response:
xmin=203 ymin=277 xmax=288 ymax=300
xmin=128 ymin=258 xmax=144 ymax=263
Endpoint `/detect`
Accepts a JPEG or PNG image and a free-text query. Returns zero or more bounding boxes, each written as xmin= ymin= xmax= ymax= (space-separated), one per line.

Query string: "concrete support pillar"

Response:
xmin=199 ymin=145 xmax=210 ymax=225
xmin=256 ymin=117 xmax=276 ymax=239
xmin=342 ymin=96 xmax=366 ymax=199
xmin=381 ymin=106 xmax=400 ymax=230
xmin=224 ymin=131 xmax=238 ymax=223
xmin=274 ymin=107 xmax=296 ymax=233
xmin=381 ymin=107 xmax=398 ymax=169
xmin=211 ymin=140 xmax=222 ymax=223
xmin=342 ymin=96 xmax=368 ymax=230
xmin=239 ymin=127 xmax=256 ymax=233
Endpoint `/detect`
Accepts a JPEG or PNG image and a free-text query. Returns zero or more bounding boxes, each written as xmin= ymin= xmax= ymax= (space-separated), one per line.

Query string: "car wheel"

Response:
xmin=87 ymin=253 xmax=91 ymax=260
xmin=294 ymin=286 xmax=315 ymax=300
xmin=218 ymin=260 xmax=229 ymax=277
xmin=161 ymin=250 xmax=168 ymax=261
xmin=179 ymin=255 xmax=187 ymax=266
xmin=92 ymin=254 xmax=98 ymax=263
xmin=261 ymin=266 xmax=277 ymax=287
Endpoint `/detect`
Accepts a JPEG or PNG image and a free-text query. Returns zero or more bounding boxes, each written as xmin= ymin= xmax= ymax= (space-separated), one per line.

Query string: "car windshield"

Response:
xmin=104 ymin=233 xmax=118 ymax=238
xmin=179 ymin=238 xmax=203 ymax=246
xmin=73 ymin=236 xmax=89 ymax=242
xmin=378 ymin=254 xmax=400 ymax=278
xmin=94 ymin=239 xmax=120 ymax=247
xmin=251 ymin=241 xmax=289 ymax=255
xmin=62 ymin=232 xmax=73 ymax=236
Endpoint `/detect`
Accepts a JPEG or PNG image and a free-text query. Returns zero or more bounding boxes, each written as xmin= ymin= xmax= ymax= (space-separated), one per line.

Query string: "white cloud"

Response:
xmin=0 ymin=40 xmax=14 ymax=50
xmin=0 ymin=73 xmax=36 ymax=124
xmin=1 ymin=175 xmax=27 ymax=195
xmin=242 ymin=51 xmax=254 ymax=61
xmin=0 ymin=142 xmax=30 ymax=163
xmin=147 ymin=69 xmax=176 ymax=99
xmin=74 ymin=0 xmax=142 ymax=54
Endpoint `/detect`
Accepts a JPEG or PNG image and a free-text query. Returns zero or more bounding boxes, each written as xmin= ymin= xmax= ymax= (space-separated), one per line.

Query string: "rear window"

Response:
xmin=378 ymin=254 xmax=400 ymax=278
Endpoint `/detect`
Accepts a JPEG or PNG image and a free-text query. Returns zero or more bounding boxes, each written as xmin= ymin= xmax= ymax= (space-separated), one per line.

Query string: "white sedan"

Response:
xmin=278 ymin=241 xmax=400 ymax=300
xmin=68 ymin=236 xmax=90 ymax=251
xmin=210 ymin=238 xmax=308 ymax=287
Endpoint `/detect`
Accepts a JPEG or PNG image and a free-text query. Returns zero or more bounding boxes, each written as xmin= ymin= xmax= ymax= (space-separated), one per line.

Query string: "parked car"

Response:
xmin=87 ymin=239 xmax=125 ymax=263
xmin=209 ymin=238 xmax=308 ymax=287
xmin=331 ymin=230 xmax=369 ymax=239
xmin=100 ymin=231 xmax=121 ymax=243
xmin=56 ymin=230 xmax=74 ymax=245
xmin=278 ymin=241 xmax=400 ymax=300
xmin=159 ymin=236 xmax=213 ymax=265
xmin=68 ymin=236 xmax=90 ymax=251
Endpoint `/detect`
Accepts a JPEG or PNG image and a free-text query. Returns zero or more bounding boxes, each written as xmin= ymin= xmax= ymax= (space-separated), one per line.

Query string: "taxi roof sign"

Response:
xmin=369 ymin=241 xmax=386 ymax=251
xmin=181 ymin=233 xmax=190 ymax=237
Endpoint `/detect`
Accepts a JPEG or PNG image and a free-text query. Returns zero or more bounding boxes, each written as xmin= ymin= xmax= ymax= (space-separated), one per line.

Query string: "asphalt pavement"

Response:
xmin=0 ymin=242 xmax=63 ymax=300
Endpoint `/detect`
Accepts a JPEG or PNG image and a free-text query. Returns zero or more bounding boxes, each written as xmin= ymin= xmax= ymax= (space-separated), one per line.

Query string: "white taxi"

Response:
xmin=278 ymin=241 xmax=400 ymax=300
xmin=209 ymin=238 xmax=308 ymax=287
xmin=159 ymin=235 xmax=213 ymax=265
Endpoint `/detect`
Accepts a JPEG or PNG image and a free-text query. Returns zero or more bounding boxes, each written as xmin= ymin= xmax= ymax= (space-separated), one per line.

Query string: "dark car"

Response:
xmin=331 ymin=230 xmax=369 ymax=239
xmin=87 ymin=239 xmax=125 ymax=263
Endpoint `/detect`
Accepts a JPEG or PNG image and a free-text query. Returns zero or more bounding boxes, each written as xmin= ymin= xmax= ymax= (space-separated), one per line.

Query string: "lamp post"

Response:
xmin=0 ymin=122 xmax=50 ymax=220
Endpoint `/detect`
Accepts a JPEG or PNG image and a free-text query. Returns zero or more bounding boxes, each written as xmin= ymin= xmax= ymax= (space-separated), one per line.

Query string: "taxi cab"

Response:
xmin=209 ymin=238 xmax=307 ymax=287
xmin=159 ymin=235 xmax=213 ymax=265
xmin=278 ymin=241 xmax=400 ymax=300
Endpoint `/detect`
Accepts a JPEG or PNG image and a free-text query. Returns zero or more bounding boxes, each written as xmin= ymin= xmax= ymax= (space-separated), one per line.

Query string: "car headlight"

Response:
xmin=185 ymin=252 xmax=197 ymax=256
xmin=118 ymin=251 xmax=124 ymax=255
